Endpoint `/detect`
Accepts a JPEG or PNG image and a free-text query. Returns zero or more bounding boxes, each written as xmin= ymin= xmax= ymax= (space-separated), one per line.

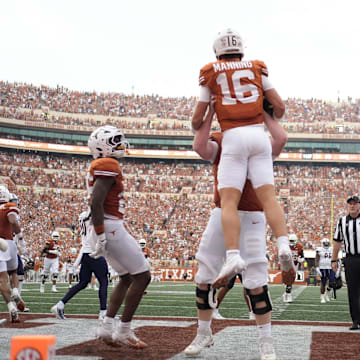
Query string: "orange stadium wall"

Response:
xmin=154 ymin=268 xmax=308 ymax=285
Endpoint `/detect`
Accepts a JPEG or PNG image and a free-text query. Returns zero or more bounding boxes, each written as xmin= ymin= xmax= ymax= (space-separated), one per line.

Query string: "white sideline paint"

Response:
xmin=172 ymin=324 xmax=350 ymax=360
xmin=271 ymin=285 xmax=306 ymax=319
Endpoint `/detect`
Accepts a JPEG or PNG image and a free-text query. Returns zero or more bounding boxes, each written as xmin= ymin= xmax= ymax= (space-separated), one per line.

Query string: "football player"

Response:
xmin=315 ymin=238 xmax=335 ymax=303
xmin=51 ymin=210 xmax=109 ymax=320
xmin=9 ymin=192 xmax=29 ymax=312
xmin=87 ymin=126 xmax=151 ymax=348
xmin=40 ymin=231 xmax=61 ymax=293
xmin=0 ymin=186 xmax=24 ymax=322
xmin=282 ymin=234 xmax=304 ymax=303
xmin=192 ymin=28 xmax=291 ymax=290
xmin=184 ymin=99 xmax=290 ymax=360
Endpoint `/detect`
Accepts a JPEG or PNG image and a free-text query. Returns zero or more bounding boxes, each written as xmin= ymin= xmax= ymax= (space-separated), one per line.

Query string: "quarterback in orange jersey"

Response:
xmin=87 ymin=126 xmax=151 ymax=349
xmin=40 ymin=231 xmax=61 ymax=293
xmin=184 ymin=100 xmax=290 ymax=360
xmin=283 ymin=234 xmax=304 ymax=303
xmin=0 ymin=186 xmax=25 ymax=323
xmin=191 ymin=28 xmax=292 ymax=293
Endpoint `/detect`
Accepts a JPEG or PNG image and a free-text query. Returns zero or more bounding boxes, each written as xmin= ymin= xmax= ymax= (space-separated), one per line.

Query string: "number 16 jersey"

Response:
xmin=199 ymin=59 xmax=268 ymax=131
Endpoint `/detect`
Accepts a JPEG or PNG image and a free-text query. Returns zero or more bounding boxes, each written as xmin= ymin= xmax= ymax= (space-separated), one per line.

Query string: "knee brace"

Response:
xmin=246 ymin=285 xmax=272 ymax=315
xmin=18 ymin=274 xmax=24 ymax=282
xmin=51 ymin=273 xmax=58 ymax=281
xmin=196 ymin=285 xmax=217 ymax=310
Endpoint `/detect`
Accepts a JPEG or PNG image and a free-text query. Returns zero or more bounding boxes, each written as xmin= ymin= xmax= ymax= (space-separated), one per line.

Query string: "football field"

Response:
xmin=1 ymin=282 xmax=357 ymax=360
xmin=0 ymin=282 xmax=352 ymax=322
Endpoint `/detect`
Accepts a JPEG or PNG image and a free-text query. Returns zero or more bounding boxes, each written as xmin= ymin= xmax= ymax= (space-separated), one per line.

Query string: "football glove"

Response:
xmin=90 ymin=233 xmax=107 ymax=259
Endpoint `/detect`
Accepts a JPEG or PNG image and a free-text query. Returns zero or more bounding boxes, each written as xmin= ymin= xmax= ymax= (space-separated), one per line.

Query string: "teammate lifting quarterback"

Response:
xmin=192 ymin=28 xmax=295 ymax=287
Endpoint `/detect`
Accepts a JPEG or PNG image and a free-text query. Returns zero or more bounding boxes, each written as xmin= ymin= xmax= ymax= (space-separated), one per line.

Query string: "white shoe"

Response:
xmin=279 ymin=246 xmax=295 ymax=272
xmin=249 ymin=311 xmax=256 ymax=320
xmin=112 ymin=328 xmax=147 ymax=348
xmin=23 ymin=307 xmax=30 ymax=312
xmin=51 ymin=286 xmax=58 ymax=293
xmin=283 ymin=293 xmax=292 ymax=303
xmin=325 ymin=293 xmax=330 ymax=302
xmin=184 ymin=329 xmax=214 ymax=355
xmin=93 ymin=286 xmax=99 ymax=291
xmin=40 ymin=284 xmax=45 ymax=293
xmin=320 ymin=294 xmax=326 ymax=303
xmin=260 ymin=337 xmax=276 ymax=360
xmin=96 ymin=321 xmax=114 ymax=345
xmin=68 ymin=284 xmax=72 ymax=289
xmin=212 ymin=254 xmax=246 ymax=288
xmin=51 ymin=304 xmax=66 ymax=320
xmin=212 ymin=309 xmax=226 ymax=320
xmin=8 ymin=302 xmax=20 ymax=323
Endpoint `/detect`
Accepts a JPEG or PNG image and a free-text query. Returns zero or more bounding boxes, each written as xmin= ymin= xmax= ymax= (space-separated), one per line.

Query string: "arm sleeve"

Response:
xmin=262 ymin=75 xmax=274 ymax=91
xmin=199 ymin=85 xmax=211 ymax=102
xmin=333 ymin=219 xmax=343 ymax=242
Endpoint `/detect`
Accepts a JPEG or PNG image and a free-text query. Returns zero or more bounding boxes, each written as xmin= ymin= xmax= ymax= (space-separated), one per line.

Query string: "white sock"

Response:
xmin=104 ymin=316 xmax=114 ymax=325
xmin=277 ymin=236 xmax=289 ymax=250
xmin=226 ymin=249 xmax=240 ymax=259
xmin=11 ymin=288 xmax=19 ymax=297
xmin=257 ymin=322 xmax=271 ymax=339
xmin=198 ymin=319 xmax=211 ymax=331
xmin=120 ymin=321 xmax=131 ymax=332
xmin=57 ymin=301 xmax=65 ymax=310
xmin=18 ymin=281 xmax=23 ymax=295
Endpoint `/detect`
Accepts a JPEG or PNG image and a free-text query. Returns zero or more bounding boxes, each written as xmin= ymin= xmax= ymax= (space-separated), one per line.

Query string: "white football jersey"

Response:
xmin=316 ymin=246 xmax=333 ymax=269
xmin=79 ymin=212 xmax=97 ymax=253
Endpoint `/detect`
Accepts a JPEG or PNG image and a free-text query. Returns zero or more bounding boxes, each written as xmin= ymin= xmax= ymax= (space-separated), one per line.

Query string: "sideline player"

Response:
xmin=9 ymin=192 xmax=28 ymax=312
xmin=51 ymin=211 xmax=109 ymax=320
xmin=0 ymin=186 xmax=24 ymax=322
xmin=315 ymin=238 xmax=335 ymax=303
xmin=192 ymin=29 xmax=292 ymax=287
xmin=40 ymin=231 xmax=61 ymax=293
xmin=184 ymin=101 xmax=290 ymax=359
xmin=283 ymin=234 xmax=304 ymax=303
xmin=86 ymin=126 xmax=151 ymax=348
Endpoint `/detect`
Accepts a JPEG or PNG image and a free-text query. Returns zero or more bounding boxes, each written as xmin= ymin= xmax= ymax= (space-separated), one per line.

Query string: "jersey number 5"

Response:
xmin=216 ymin=70 xmax=259 ymax=105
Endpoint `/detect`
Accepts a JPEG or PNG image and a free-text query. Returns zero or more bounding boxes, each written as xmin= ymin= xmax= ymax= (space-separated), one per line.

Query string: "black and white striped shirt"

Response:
xmin=334 ymin=214 xmax=360 ymax=256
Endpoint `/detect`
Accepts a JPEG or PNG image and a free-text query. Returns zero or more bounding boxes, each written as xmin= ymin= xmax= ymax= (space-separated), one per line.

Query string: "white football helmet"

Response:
xmin=51 ymin=231 xmax=60 ymax=242
xmin=139 ymin=239 xmax=146 ymax=249
xmin=88 ymin=125 xmax=129 ymax=159
xmin=213 ymin=28 xmax=244 ymax=58
xmin=321 ymin=238 xmax=330 ymax=249
xmin=289 ymin=234 xmax=298 ymax=247
xmin=9 ymin=193 xmax=19 ymax=206
xmin=0 ymin=186 xmax=10 ymax=203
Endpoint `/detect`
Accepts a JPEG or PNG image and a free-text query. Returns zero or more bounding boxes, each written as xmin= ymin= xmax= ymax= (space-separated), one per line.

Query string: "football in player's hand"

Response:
xmin=263 ymin=98 xmax=274 ymax=117
xmin=282 ymin=268 xmax=296 ymax=286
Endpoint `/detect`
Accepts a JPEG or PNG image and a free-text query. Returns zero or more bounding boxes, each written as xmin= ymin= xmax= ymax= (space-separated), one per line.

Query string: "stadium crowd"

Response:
xmin=0 ymin=150 xmax=357 ymax=273
xmin=1 ymin=81 xmax=360 ymax=136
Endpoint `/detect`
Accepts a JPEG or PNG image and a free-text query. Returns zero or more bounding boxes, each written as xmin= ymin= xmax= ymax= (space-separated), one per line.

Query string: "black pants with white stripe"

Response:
xmin=344 ymin=255 xmax=360 ymax=323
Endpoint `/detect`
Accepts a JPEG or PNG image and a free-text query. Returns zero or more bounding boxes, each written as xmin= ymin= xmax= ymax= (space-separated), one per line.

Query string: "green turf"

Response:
xmin=1 ymin=282 xmax=352 ymax=322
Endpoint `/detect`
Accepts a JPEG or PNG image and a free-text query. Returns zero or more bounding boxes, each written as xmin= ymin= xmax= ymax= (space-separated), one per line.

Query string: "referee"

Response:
xmin=332 ymin=195 xmax=360 ymax=330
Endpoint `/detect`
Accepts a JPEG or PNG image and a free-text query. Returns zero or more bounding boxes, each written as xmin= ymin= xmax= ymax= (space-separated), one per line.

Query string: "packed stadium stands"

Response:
xmin=1 ymin=81 xmax=359 ymax=274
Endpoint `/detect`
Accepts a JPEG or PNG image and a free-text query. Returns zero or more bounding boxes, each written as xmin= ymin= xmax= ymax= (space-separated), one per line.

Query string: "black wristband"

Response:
xmin=331 ymin=260 xmax=338 ymax=263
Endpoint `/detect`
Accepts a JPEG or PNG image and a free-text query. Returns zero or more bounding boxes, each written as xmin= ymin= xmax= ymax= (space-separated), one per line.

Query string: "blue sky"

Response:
xmin=1 ymin=0 xmax=359 ymax=101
